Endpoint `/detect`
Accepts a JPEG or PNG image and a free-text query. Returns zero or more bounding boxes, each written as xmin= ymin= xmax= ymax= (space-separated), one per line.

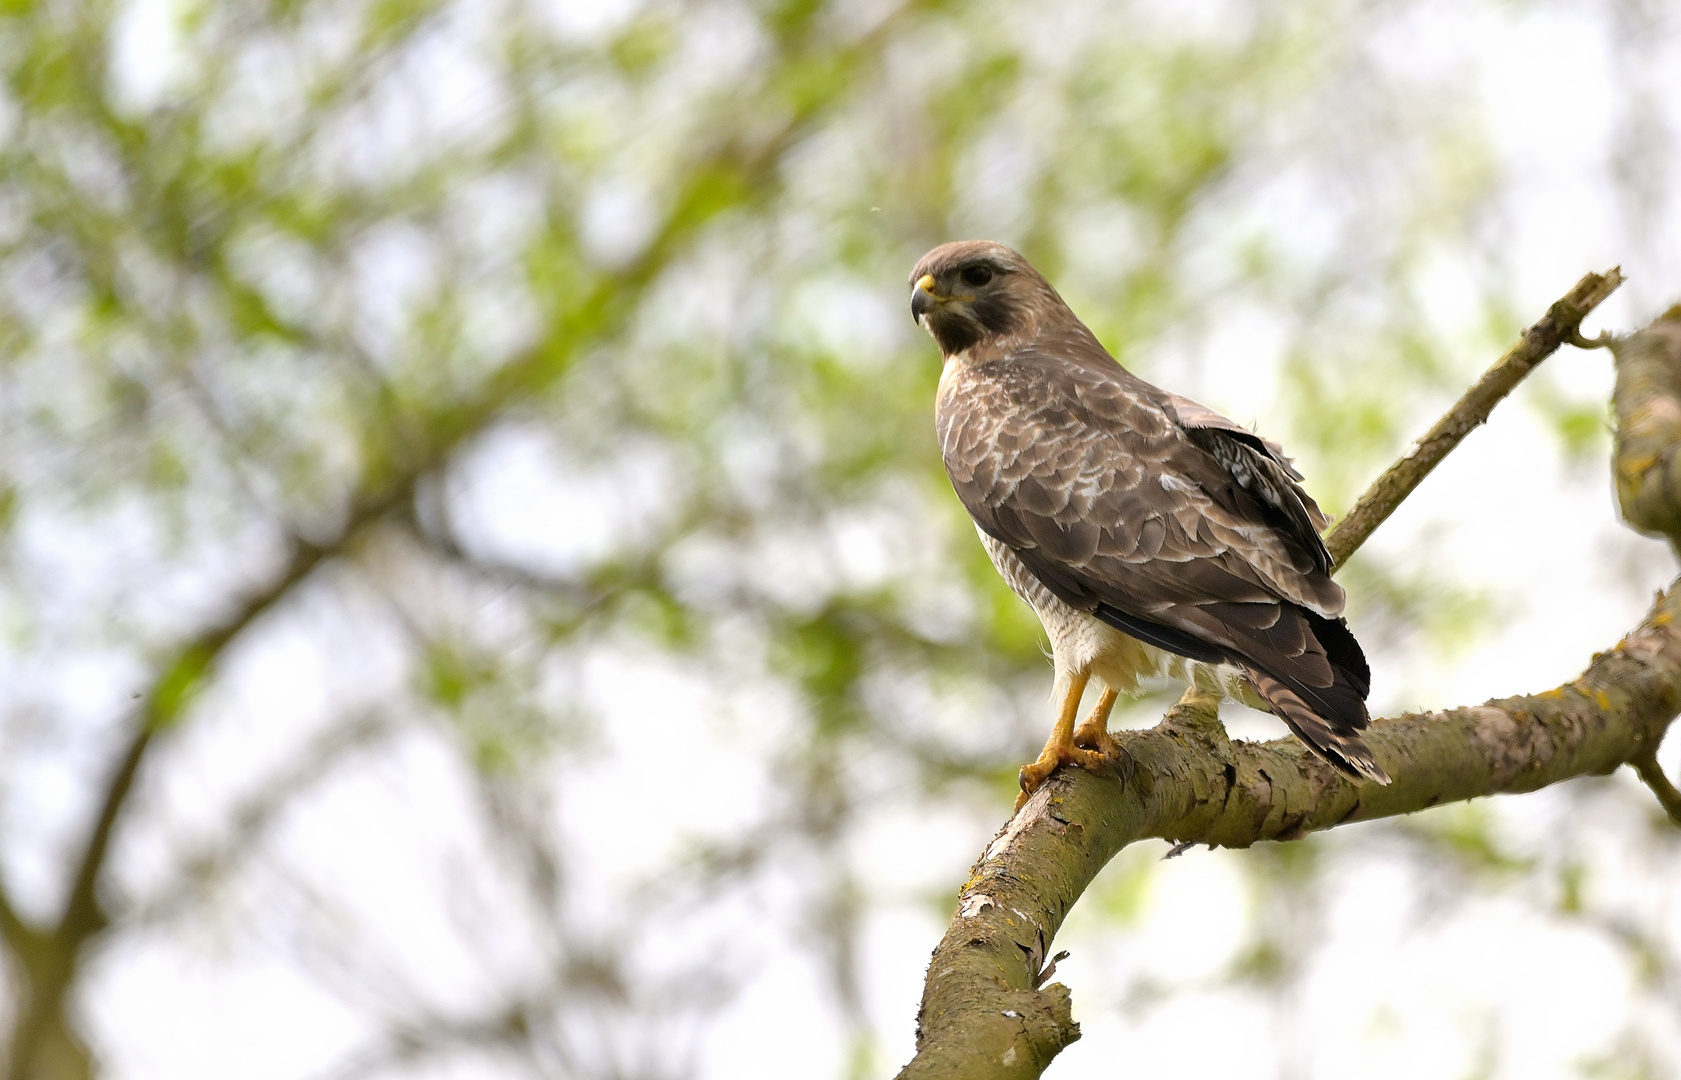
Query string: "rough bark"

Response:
xmin=1612 ymin=309 xmax=1681 ymax=822
xmin=900 ymin=587 xmax=1681 ymax=1078
xmin=898 ymin=279 xmax=1681 ymax=1080
xmin=1612 ymin=307 xmax=1681 ymax=554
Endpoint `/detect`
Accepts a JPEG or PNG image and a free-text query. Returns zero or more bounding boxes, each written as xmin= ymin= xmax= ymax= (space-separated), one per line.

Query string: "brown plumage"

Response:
xmin=911 ymin=240 xmax=1389 ymax=804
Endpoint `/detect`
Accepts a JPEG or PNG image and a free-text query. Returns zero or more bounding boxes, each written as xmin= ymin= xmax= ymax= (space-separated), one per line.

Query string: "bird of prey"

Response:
xmin=910 ymin=240 xmax=1389 ymax=809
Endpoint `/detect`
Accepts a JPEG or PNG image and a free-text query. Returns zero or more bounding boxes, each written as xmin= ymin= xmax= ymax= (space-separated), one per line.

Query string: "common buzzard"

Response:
xmin=910 ymin=240 xmax=1389 ymax=809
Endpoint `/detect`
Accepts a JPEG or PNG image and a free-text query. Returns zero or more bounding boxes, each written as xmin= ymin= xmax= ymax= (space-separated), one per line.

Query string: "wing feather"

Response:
xmin=1162 ymin=390 xmax=1334 ymax=572
xmin=937 ymin=343 xmax=1384 ymax=781
xmin=939 ymin=349 xmax=1336 ymax=614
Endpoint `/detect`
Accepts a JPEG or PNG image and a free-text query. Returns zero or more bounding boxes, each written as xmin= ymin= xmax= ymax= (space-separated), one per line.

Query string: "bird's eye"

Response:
xmin=960 ymin=265 xmax=994 ymax=287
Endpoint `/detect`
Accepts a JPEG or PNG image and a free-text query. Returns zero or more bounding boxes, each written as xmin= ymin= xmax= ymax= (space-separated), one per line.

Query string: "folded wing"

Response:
xmin=938 ymin=343 xmax=1387 ymax=782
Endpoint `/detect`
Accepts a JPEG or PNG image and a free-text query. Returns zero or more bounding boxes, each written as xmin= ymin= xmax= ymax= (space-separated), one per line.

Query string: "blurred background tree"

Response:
xmin=0 ymin=0 xmax=1677 ymax=1077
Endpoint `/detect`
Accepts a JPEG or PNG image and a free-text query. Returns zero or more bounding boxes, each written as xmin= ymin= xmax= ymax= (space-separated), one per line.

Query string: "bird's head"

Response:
xmin=908 ymin=240 xmax=1056 ymax=357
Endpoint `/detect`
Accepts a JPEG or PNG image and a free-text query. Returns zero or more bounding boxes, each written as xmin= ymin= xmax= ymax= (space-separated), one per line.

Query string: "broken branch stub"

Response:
xmin=1612 ymin=305 xmax=1681 ymax=554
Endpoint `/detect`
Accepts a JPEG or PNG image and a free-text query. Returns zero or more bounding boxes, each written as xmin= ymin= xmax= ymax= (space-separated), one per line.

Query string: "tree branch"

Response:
xmin=899 ymin=580 xmax=1681 ymax=1078
xmin=1610 ymin=306 xmax=1681 ymax=555
xmin=1325 ymin=268 xmax=1624 ymax=568
xmin=1631 ymin=748 xmax=1681 ymax=827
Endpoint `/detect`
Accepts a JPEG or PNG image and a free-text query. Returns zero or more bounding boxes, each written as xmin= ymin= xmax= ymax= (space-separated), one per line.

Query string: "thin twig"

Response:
xmin=1631 ymin=748 xmax=1681 ymax=827
xmin=1326 ymin=267 xmax=1625 ymax=568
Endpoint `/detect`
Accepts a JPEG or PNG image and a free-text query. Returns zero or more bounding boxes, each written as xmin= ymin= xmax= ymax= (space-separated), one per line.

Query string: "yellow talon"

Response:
xmin=1014 ymin=673 xmax=1118 ymax=811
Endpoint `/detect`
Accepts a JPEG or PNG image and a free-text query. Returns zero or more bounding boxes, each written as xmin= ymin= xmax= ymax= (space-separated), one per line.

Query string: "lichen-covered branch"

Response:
xmin=1612 ymin=307 xmax=1681 ymax=554
xmin=899 ymin=580 xmax=1681 ymax=1079
xmin=1326 ymin=267 xmax=1624 ymax=568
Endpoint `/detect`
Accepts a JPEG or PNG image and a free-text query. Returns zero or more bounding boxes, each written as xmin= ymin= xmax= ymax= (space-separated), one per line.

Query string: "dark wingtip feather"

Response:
xmin=1305 ymin=611 xmax=1370 ymax=698
xmin=1245 ymin=668 xmax=1392 ymax=785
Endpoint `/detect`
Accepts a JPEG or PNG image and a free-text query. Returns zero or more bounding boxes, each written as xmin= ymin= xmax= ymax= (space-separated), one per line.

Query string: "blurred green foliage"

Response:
xmin=0 ymin=0 xmax=1673 ymax=1078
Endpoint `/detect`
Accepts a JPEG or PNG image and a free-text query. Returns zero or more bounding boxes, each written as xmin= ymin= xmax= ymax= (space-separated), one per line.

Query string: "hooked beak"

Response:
xmin=910 ymin=273 xmax=938 ymax=322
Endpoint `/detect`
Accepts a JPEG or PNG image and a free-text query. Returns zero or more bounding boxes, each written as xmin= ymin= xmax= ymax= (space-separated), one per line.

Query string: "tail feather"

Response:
xmin=1244 ymin=668 xmax=1391 ymax=784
